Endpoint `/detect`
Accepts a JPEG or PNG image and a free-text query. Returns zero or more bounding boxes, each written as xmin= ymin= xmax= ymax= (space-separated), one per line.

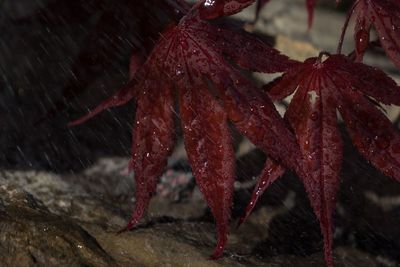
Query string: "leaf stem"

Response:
xmin=337 ymin=0 xmax=359 ymax=55
xmin=317 ymin=51 xmax=331 ymax=63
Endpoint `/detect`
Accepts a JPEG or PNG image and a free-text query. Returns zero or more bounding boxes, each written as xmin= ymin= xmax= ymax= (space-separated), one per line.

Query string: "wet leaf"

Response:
xmin=243 ymin=54 xmax=400 ymax=267
xmin=179 ymin=82 xmax=235 ymax=259
xmin=339 ymin=0 xmax=400 ymax=68
xmin=199 ymin=0 xmax=256 ymax=19
xmin=70 ymin=1 xmax=302 ymax=258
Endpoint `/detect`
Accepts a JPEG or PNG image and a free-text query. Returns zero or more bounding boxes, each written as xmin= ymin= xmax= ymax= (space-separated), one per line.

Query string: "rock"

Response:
xmin=1 ymin=171 xmax=128 ymax=227
xmin=0 ymin=183 xmax=116 ymax=267
xmin=0 ymin=165 xmax=382 ymax=267
xmin=88 ymin=221 xmax=379 ymax=267
xmin=259 ymin=247 xmax=378 ymax=267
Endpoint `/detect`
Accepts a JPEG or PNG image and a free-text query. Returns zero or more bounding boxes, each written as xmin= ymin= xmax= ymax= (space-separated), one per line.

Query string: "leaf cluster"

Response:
xmin=24 ymin=1 xmax=400 ymax=266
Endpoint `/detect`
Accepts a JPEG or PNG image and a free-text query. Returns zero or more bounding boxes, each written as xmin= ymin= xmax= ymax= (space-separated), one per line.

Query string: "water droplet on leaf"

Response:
xmin=310 ymin=112 xmax=318 ymax=121
xmin=374 ymin=135 xmax=390 ymax=149
xmin=355 ymin=29 xmax=369 ymax=56
xmin=199 ymin=0 xmax=225 ymax=20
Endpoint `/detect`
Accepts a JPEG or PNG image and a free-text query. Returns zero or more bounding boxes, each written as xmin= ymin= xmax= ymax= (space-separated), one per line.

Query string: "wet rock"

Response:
xmin=0 ymin=165 xmax=382 ymax=267
xmin=0 ymin=182 xmax=116 ymax=267
xmin=1 ymin=171 xmax=127 ymax=227
xmin=259 ymin=247 xmax=378 ymax=267
xmin=88 ymin=221 xmax=379 ymax=267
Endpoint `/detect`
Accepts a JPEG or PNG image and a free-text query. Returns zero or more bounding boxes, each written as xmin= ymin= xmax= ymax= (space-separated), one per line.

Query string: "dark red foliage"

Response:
xmin=199 ymin=0 xmax=256 ymax=19
xmin=237 ymin=157 xmax=285 ymax=226
xmin=338 ymin=0 xmax=400 ymax=68
xmin=24 ymin=0 xmax=400 ymax=265
xmin=241 ymin=53 xmax=400 ymax=267
xmin=70 ymin=0 xmax=304 ymax=259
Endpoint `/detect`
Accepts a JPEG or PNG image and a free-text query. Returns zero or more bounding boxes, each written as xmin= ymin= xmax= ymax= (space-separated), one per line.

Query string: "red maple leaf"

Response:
xmin=338 ymin=0 xmax=400 ymax=68
xmin=240 ymin=53 xmax=400 ymax=267
xmin=70 ymin=0 xmax=304 ymax=259
xmin=199 ymin=0 xmax=257 ymax=19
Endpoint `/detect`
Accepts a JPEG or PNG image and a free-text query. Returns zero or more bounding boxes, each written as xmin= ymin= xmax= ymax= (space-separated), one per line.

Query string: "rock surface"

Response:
xmin=0 ymin=167 xmax=383 ymax=267
xmin=0 ymin=182 xmax=115 ymax=267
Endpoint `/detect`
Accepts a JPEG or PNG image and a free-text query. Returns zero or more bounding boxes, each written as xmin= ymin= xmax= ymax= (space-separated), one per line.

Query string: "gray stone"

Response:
xmin=0 ymin=183 xmax=116 ymax=267
xmin=0 ymin=164 xmax=383 ymax=267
